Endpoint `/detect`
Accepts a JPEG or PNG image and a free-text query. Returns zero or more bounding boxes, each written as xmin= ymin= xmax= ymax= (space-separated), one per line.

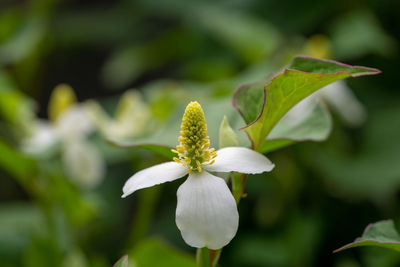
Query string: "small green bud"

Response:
xmin=219 ymin=116 xmax=239 ymax=148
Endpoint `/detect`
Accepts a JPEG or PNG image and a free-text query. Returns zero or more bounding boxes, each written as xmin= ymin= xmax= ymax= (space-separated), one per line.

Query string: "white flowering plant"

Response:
xmin=115 ymin=56 xmax=380 ymax=266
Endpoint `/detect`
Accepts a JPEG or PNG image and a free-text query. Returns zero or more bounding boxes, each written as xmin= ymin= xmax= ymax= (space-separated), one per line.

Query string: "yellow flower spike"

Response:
xmin=171 ymin=101 xmax=216 ymax=172
xmin=48 ymin=84 xmax=77 ymax=122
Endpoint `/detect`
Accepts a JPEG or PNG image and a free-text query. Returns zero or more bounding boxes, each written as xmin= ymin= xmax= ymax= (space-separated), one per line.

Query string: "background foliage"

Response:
xmin=0 ymin=0 xmax=400 ymax=266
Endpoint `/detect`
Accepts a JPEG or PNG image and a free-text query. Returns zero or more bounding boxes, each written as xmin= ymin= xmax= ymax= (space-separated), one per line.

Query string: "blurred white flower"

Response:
xmin=22 ymin=105 xmax=94 ymax=153
xmin=86 ymin=90 xmax=150 ymax=140
xmin=62 ymin=138 xmax=105 ymax=189
xmin=21 ymin=85 xmax=104 ymax=189
xmin=21 ymin=120 xmax=57 ymax=154
xmin=284 ymin=80 xmax=366 ymax=126
xmin=54 ymin=105 xmax=94 ymax=140
xmin=122 ymin=101 xmax=274 ymax=249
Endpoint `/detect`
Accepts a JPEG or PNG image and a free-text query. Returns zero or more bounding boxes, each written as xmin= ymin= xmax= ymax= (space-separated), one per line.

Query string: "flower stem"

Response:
xmin=210 ymin=249 xmax=222 ymax=267
xmin=196 ymin=247 xmax=210 ymax=267
xmin=231 ymin=172 xmax=248 ymax=204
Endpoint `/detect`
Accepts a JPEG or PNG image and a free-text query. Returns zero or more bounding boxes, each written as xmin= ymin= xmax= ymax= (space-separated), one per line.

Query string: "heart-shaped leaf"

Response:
xmin=233 ymin=56 xmax=381 ymax=150
xmin=334 ymin=220 xmax=400 ymax=253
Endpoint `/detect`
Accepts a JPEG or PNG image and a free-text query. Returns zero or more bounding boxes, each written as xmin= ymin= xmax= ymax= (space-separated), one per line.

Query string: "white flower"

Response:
xmin=284 ymin=81 xmax=366 ymax=126
xmin=22 ymin=103 xmax=104 ymax=189
xmin=21 ymin=120 xmax=58 ymax=154
xmin=62 ymin=137 xmax=105 ymax=189
xmin=86 ymin=90 xmax=150 ymax=140
xmin=122 ymin=101 xmax=274 ymax=249
xmin=22 ymin=105 xmax=94 ymax=153
xmin=54 ymin=105 xmax=94 ymax=140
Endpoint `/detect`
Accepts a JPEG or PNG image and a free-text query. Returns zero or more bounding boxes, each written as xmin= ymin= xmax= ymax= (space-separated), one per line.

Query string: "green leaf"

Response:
xmin=108 ymin=138 xmax=176 ymax=159
xmin=334 ymin=220 xmax=400 ymax=253
xmin=23 ymin=236 xmax=63 ymax=267
xmin=130 ymin=238 xmax=196 ymax=267
xmin=0 ymin=90 xmax=36 ymax=133
xmin=113 ymin=255 xmax=128 ymax=267
xmin=0 ymin=18 xmax=45 ymax=65
xmin=260 ymin=101 xmax=332 ymax=153
xmin=0 ymin=139 xmax=37 ymax=181
xmin=233 ymin=56 xmax=380 ymax=150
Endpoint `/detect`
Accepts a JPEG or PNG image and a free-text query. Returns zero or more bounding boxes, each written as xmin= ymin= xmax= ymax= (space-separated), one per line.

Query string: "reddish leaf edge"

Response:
xmin=113 ymin=254 xmax=129 ymax=267
xmin=231 ymin=80 xmax=267 ymax=149
xmin=293 ymin=55 xmax=382 ymax=77
xmin=333 ymin=219 xmax=400 ymax=253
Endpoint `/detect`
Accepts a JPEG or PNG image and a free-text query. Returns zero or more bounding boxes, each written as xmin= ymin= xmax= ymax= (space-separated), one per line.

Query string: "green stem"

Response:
xmin=211 ymin=249 xmax=222 ymax=267
xmin=231 ymin=172 xmax=248 ymax=204
xmin=196 ymin=247 xmax=210 ymax=267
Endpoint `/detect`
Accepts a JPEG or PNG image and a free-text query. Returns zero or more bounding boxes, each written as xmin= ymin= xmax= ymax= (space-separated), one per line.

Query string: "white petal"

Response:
xmin=321 ymin=81 xmax=367 ymax=126
xmin=22 ymin=120 xmax=58 ymax=154
xmin=55 ymin=106 xmax=93 ymax=139
xmin=122 ymin=162 xmax=187 ymax=198
xmin=205 ymin=147 xmax=274 ymax=174
xmin=176 ymin=172 xmax=238 ymax=249
xmin=62 ymin=138 xmax=105 ymax=189
xmin=283 ymin=95 xmax=315 ymax=124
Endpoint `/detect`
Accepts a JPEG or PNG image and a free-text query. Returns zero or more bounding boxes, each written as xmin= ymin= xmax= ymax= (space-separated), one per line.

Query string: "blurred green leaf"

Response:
xmin=130 ymin=238 xmax=196 ymax=267
xmin=0 ymin=204 xmax=43 ymax=264
xmin=23 ymin=235 xmax=62 ymax=267
xmin=330 ymin=10 xmax=396 ymax=59
xmin=231 ymin=234 xmax=288 ymax=267
xmin=0 ymin=17 xmax=45 ymax=65
xmin=315 ymin=105 xmax=400 ymax=201
xmin=62 ymin=249 xmax=88 ymax=267
xmin=260 ymin=101 xmax=332 ymax=153
xmin=102 ymin=28 xmax=196 ymax=89
xmin=193 ymin=7 xmax=281 ymax=63
xmin=0 ymin=70 xmax=18 ymax=91
xmin=113 ymin=255 xmax=128 ymax=267
xmin=233 ymin=56 xmax=380 ymax=150
xmin=334 ymin=220 xmax=400 ymax=253
xmin=47 ymin=172 xmax=96 ymax=226
xmin=0 ymin=90 xmax=36 ymax=133
xmin=0 ymin=139 xmax=36 ymax=181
